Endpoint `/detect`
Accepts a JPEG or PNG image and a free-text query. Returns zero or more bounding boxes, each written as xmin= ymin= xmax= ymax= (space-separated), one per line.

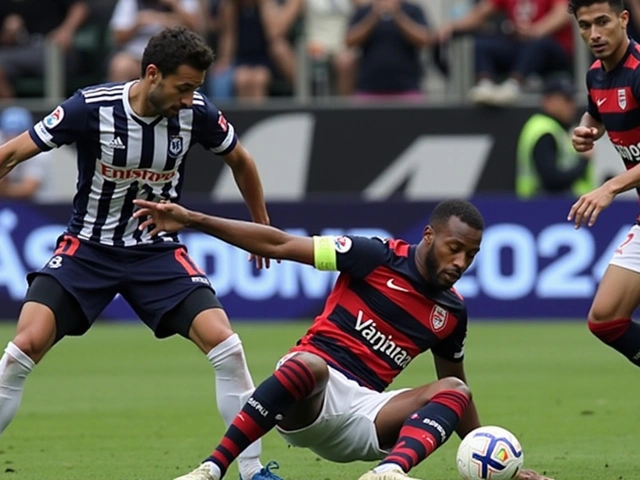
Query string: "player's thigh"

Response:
xmin=590 ymin=226 xmax=640 ymax=321
xmin=375 ymin=377 xmax=469 ymax=450
xmin=15 ymin=275 xmax=89 ymax=363
xmin=125 ymin=245 xmax=226 ymax=346
xmin=278 ymin=366 xmax=401 ymax=463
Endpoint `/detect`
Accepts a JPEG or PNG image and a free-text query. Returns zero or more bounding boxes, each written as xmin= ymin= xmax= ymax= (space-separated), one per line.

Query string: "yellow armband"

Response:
xmin=313 ymin=236 xmax=337 ymax=271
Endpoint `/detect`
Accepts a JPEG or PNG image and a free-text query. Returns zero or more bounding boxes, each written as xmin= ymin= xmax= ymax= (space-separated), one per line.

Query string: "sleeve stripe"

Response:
xmin=31 ymin=122 xmax=56 ymax=149
xmin=210 ymin=123 xmax=236 ymax=154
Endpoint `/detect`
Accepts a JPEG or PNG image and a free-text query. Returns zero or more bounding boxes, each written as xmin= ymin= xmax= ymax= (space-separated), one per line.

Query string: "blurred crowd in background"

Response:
xmin=3 ymin=0 xmax=639 ymax=105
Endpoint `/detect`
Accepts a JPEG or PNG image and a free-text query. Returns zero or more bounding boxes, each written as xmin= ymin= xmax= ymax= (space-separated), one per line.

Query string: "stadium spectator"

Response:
xmin=207 ymin=0 xmax=303 ymax=102
xmin=516 ymin=75 xmax=595 ymax=198
xmin=346 ymin=0 xmax=430 ymax=100
xmin=306 ymin=0 xmax=363 ymax=96
xmin=108 ymin=0 xmax=204 ymax=82
xmin=438 ymin=0 xmax=574 ymax=106
xmin=0 ymin=0 xmax=88 ymax=99
xmin=0 ymin=107 xmax=54 ymax=202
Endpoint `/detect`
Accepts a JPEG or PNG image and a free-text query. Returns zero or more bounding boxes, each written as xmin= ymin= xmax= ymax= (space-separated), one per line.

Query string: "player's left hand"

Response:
xmin=133 ymin=199 xmax=191 ymax=235
xmin=567 ymin=184 xmax=616 ymax=229
xmin=517 ymin=468 xmax=555 ymax=480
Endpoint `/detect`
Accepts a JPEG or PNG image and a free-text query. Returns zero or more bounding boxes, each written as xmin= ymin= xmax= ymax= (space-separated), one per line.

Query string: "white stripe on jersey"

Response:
xmin=86 ymin=95 xmax=125 ymax=104
xmin=33 ymin=122 xmax=56 ymax=148
xmin=211 ymin=123 xmax=235 ymax=154
xmin=83 ymin=85 xmax=125 ymax=97
xmin=102 ymin=112 xmax=143 ymax=245
xmin=79 ymin=105 xmax=114 ymax=241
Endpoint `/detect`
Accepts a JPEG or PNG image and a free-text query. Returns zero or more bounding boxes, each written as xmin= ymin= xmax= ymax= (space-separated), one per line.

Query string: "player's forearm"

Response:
xmin=230 ymin=157 xmax=270 ymax=224
xmin=187 ymin=212 xmax=289 ymax=258
xmin=603 ymin=165 xmax=640 ymax=195
xmin=455 ymin=399 xmax=481 ymax=439
xmin=579 ymin=111 xmax=605 ymax=139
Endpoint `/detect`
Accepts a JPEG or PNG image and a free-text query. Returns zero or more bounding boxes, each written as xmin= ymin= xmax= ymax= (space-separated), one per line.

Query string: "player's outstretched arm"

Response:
xmin=0 ymin=132 xmax=42 ymax=180
xmin=133 ymin=199 xmax=315 ymax=265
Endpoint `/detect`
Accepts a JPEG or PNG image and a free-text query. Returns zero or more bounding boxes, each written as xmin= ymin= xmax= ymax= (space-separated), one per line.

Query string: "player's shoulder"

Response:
xmin=435 ymin=287 xmax=468 ymax=320
xmin=78 ymin=82 xmax=127 ymax=105
xmin=623 ymin=42 xmax=640 ymax=71
xmin=190 ymin=90 xmax=216 ymax=115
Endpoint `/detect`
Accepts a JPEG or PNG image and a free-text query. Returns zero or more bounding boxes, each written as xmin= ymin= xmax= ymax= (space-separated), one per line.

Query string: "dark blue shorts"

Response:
xmin=26 ymin=234 xmax=220 ymax=337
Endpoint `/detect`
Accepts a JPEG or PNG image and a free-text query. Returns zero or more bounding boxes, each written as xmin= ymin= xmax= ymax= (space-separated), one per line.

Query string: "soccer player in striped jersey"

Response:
xmin=0 ymin=26 xmax=284 ymax=480
xmin=568 ymin=1 xmax=640 ymax=374
xmin=133 ymin=199 xmax=552 ymax=480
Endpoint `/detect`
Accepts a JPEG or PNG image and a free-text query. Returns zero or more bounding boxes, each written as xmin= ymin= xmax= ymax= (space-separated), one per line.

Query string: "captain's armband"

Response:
xmin=313 ymin=236 xmax=338 ymax=271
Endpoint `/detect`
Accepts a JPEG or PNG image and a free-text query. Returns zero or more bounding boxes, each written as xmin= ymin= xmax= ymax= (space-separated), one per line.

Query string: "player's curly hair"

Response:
xmin=568 ymin=0 xmax=624 ymax=16
xmin=141 ymin=26 xmax=215 ymax=77
xmin=430 ymin=200 xmax=485 ymax=231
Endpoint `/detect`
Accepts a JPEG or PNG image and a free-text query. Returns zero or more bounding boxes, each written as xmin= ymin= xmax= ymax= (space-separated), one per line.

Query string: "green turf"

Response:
xmin=0 ymin=321 xmax=636 ymax=480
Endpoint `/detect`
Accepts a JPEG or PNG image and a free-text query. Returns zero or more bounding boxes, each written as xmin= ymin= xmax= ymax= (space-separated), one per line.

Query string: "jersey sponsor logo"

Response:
xmin=355 ymin=310 xmax=413 ymax=369
xmin=430 ymin=304 xmax=448 ymax=331
xmin=99 ymin=161 xmax=177 ymax=183
xmin=334 ymin=235 xmax=352 ymax=253
xmin=43 ymin=106 xmax=64 ymax=129
xmin=386 ymin=278 xmax=410 ymax=293
xmin=168 ymin=135 xmax=184 ymax=158
xmin=618 ymin=88 xmax=627 ymax=110
xmin=613 ymin=143 xmax=640 ymax=162
xmin=218 ymin=113 xmax=229 ymax=132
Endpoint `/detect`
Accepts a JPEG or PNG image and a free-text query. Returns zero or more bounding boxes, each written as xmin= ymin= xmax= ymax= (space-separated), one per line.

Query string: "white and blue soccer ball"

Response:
xmin=456 ymin=426 xmax=524 ymax=480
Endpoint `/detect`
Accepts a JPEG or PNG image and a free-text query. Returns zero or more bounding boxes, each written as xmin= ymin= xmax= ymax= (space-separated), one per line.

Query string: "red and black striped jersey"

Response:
xmin=587 ymin=40 xmax=640 ymax=200
xmin=290 ymin=236 xmax=467 ymax=392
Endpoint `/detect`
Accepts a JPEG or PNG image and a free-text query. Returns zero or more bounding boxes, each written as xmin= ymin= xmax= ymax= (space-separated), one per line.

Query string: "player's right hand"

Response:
xmin=133 ymin=199 xmax=191 ymax=236
xmin=517 ymin=469 xmax=555 ymax=480
xmin=571 ymin=126 xmax=599 ymax=153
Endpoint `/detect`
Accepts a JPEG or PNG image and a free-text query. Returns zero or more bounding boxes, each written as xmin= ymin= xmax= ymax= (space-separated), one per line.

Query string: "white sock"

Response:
xmin=373 ymin=463 xmax=404 ymax=474
xmin=0 ymin=342 xmax=34 ymax=434
xmin=207 ymin=334 xmax=263 ymax=480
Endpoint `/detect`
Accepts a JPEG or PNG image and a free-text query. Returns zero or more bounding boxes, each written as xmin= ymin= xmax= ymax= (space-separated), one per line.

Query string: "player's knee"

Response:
xmin=435 ymin=377 xmax=472 ymax=400
xmin=587 ymin=303 xmax=616 ymax=324
xmin=12 ymin=331 xmax=51 ymax=363
xmin=291 ymin=352 xmax=329 ymax=393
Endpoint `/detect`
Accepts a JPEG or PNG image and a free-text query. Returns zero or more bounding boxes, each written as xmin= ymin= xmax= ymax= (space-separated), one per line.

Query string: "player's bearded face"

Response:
xmin=148 ymin=80 xmax=180 ymax=117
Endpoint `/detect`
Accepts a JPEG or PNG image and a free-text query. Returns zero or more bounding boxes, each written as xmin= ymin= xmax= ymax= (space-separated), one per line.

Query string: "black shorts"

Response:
xmin=24 ymin=234 xmax=222 ymax=339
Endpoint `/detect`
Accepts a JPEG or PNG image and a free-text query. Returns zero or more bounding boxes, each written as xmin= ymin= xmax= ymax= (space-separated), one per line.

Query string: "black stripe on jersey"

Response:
xmin=308 ymin=333 xmax=386 ymax=391
xmin=173 ymin=151 xmax=188 ymax=201
xmin=139 ymin=123 xmax=156 ymax=169
xmin=161 ymin=116 xmax=181 ymax=198
xmin=112 ymin=183 xmax=140 ymax=247
xmin=91 ymin=106 xmax=128 ymax=242
xmin=597 ymin=109 xmax=640 ymax=133
xmin=348 ymin=278 xmax=440 ymax=350
xmin=326 ymin=305 xmax=403 ymax=373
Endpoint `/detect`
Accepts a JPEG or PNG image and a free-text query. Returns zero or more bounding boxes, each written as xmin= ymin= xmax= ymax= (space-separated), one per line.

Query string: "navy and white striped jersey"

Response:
xmin=28 ymin=81 xmax=237 ymax=246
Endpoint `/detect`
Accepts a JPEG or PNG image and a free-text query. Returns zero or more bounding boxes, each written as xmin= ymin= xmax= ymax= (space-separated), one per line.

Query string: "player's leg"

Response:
xmin=0 ymin=275 xmax=91 ymax=434
xmin=359 ymin=377 xmax=471 ymax=480
xmin=174 ymin=352 xmax=329 ymax=480
xmin=587 ymin=226 xmax=640 ymax=366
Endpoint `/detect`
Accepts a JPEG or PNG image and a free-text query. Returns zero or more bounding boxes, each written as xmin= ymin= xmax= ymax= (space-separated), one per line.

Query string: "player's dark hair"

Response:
xmin=430 ymin=200 xmax=485 ymax=231
xmin=568 ymin=0 xmax=624 ymax=16
xmin=141 ymin=26 xmax=215 ymax=77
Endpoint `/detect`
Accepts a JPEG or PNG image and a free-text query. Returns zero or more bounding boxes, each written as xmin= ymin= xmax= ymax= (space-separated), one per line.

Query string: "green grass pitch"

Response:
xmin=0 ymin=321 xmax=636 ymax=480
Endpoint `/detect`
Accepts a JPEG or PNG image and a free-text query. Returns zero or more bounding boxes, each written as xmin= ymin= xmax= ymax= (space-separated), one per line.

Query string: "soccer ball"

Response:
xmin=456 ymin=426 xmax=524 ymax=480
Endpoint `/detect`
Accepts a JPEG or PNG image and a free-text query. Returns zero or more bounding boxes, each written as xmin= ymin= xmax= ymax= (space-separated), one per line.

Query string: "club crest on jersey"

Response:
xmin=218 ymin=113 xmax=229 ymax=132
xmin=168 ymin=135 xmax=183 ymax=158
xmin=618 ymin=88 xmax=627 ymax=110
xmin=430 ymin=305 xmax=448 ymax=331
xmin=334 ymin=236 xmax=352 ymax=253
xmin=44 ymin=106 xmax=64 ymax=129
